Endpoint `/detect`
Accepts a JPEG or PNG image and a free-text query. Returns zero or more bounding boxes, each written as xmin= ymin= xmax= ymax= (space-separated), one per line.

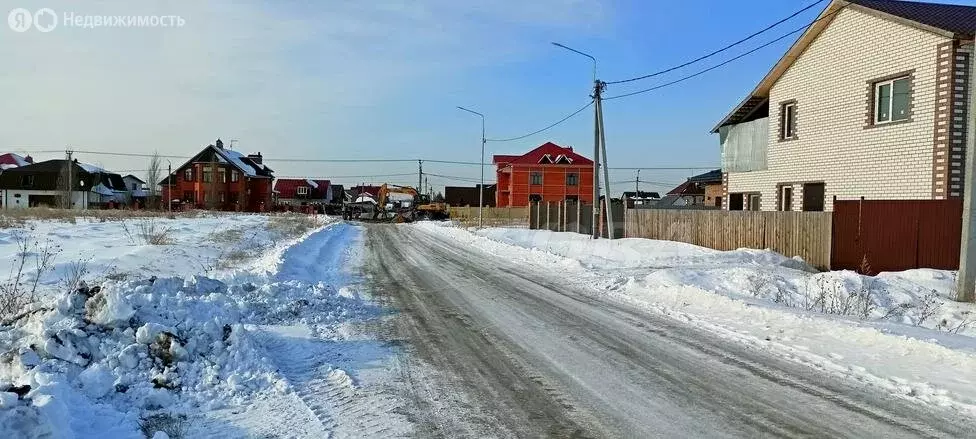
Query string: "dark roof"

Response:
xmin=651 ymin=194 xmax=719 ymax=210
xmin=0 ymin=159 xmax=124 ymax=191
xmin=687 ymin=169 xmax=723 ymax=184
xmin=857 ymin=0 xmax=976 ymax=37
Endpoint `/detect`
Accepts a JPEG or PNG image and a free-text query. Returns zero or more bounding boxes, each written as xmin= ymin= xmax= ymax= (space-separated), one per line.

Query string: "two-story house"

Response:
xmin=274 ymin=178 xmax=332 ymax=206
xmin=160 ymin=139 xmax=274 ymax=211
xmin=494 ymin=142 xmax=594 ymax=207
xmin=712 ymin=0 xmax=974 ymax=211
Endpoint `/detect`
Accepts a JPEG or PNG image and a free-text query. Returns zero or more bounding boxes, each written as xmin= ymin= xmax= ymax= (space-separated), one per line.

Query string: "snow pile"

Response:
xmin=0 ymin=276 xmax=286 ymax=438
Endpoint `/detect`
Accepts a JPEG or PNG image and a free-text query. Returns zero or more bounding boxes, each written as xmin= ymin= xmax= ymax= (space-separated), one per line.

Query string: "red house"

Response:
xmin=494 ymin=142 xmax=594 ymax=207
xmin=160 ymin=139 xmax=274 ymax=212
xmin=274 ymin=179 xmax=332 ymax=206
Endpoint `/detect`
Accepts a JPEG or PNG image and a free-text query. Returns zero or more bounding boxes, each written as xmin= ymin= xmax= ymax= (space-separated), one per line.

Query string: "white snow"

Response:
xmin=305 ymin=179 xmax=318 ymax=189
xmin=217 ymin=149 xmax=257 ymax=177
xmin=0 ymin=215 xmax=404 ymax=438
xmin=415 ymin=222 xmax=976 ymax=416
xmin=77 ymin=163 xmax=107 ymax=174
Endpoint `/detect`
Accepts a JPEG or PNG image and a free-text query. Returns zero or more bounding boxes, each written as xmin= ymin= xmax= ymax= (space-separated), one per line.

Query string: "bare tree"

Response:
xmin=146 ymin=151 xmax=163 ymax=210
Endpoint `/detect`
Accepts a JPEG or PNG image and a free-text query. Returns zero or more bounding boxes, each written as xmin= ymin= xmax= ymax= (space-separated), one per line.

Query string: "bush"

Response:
xmin=140 ymin=413 xmax=187 ymax=439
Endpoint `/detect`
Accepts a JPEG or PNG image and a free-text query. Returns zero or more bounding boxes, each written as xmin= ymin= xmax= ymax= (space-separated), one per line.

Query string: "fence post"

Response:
xmin=577 ymin=202 xmax=582 ymax=234
xmin=558 ymin=201 xmax=564 ymax=232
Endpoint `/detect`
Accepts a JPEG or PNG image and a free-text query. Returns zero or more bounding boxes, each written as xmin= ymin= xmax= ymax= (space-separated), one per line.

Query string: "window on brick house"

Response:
xmin=202 ymin=167 xmax=213 ymax=183
xmin=231 ymin=170 xmax=239 ymax=182
xmin=875 ymin=77 xmax=911 ymax=123
xmin=183 ymin=191 xmax=194 ymax=203
xmin=219 ymin=192 xmax=225 ymax=203
xmin=184 ymin=168 xmax=193 ymax=181
xmin=220 ymin=168 xmax=227 ymax=183
xmin=780 ymin=186 xmax=793 ymax=211
xmin=566 ymin=173 xmax=578 ymax=186
xmin=780 ymin=102 xmax=796 ymax=140
xmin=530 ymin=172 xmax=542 ymax=185
xmin=746 ymin=193 xmax=761 ymax=211
xmin=297 ymin=186 xmax=309 ymax=196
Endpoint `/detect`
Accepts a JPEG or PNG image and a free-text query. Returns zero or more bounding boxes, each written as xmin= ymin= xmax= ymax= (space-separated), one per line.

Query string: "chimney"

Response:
xmin=247 ymin=152 xmax=262 ymax=164
xmin=24 ymin=155 xmax=33 ymax=163
xmin=215 ymin=138 xmax=224 ymax=149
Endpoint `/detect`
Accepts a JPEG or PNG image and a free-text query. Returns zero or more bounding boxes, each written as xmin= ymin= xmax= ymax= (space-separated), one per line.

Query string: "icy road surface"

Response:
xmin=366 ymin=224 xmax=976 ymax=438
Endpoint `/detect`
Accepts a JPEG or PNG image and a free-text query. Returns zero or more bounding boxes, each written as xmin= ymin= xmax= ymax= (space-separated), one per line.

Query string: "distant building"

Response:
xmin=159 ymin=139 xmax=274 ymax=211
xmin=621 ymin=190 xmax=661 ymax=209
xmin=122 ymin=174 xmax=148 ymax=207
xmin=275 ymin=178 xmax=332 ymax=206
xmin=444 ymin=184 xmax=496 ymax=207
xmin=654 ymin=169 xmax=723 ymax=209
xmin=0 ymin=159 xmax=127 ymax=209
xmin=0 ymin=153 xmax=33 ymax=170
xmin=494 ymin=142 xmax=594 ymax=207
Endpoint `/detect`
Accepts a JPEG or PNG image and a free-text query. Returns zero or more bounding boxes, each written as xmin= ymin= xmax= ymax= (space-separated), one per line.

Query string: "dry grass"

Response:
xmin=267 ymin=213 xmax=319 ymax=240
xmin=0 ymin=207 xmax=217 ymax=229
xmin=140 ymin=413 xmax=187 ymax=439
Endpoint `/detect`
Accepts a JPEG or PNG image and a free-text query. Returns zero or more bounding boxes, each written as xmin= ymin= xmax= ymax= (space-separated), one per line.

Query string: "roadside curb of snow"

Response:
xmin=415 ymin=222 xmax=976 ymax=417
xmin=241 ymin=217 xmax=338 ymax=279
xmin=609 ymin=282 xmax=976 ymax=416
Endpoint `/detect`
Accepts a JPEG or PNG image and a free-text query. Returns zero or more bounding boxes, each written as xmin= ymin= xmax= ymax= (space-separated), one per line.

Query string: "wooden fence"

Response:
xmin=624 ymin=209 xmax=833 ymax=270
xmin=449 ymin=206 xmax=530 ymax=228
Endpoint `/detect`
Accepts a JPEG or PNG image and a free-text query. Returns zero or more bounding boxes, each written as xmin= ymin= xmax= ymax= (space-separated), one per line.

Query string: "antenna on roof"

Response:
xmin=229 ymin=139 xmax=239 ymax=150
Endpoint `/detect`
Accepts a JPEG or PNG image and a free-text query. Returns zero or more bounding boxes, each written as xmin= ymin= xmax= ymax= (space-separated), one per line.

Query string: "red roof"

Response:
xmin=274 ymin=178 xmax=331 ymax=199
xmin=493 ymin=142 xmax=592 ymax=166
xmin=0 ymin=153 xmax=33 ymax=169
xmin=667 ymin=180 xmax=705 ymax=196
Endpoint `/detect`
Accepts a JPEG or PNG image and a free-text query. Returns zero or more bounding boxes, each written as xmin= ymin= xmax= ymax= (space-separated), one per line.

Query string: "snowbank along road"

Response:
xmin=366 ymin=223 xmax=976 ymax=438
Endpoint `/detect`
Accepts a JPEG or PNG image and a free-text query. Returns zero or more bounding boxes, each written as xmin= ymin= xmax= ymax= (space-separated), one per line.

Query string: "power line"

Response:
xmin=605 ymin=0 xmax=827 ymax=85
xmin=604 ymin=0 xmax=857 ymax=101
xmin=485 ymin=100 xmax=593 ymax=142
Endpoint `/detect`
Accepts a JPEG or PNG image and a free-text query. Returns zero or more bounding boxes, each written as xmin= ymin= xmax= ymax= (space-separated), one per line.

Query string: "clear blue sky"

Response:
xmin=2 ymin=0 xmax=971 ymax=194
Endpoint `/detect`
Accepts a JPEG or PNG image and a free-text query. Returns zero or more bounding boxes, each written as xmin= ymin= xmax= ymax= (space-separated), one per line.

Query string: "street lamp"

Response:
xmin=456 ymin=106 xmax=486 ymax=228
xmin=552 ymin=42 xmax=603 ymax=238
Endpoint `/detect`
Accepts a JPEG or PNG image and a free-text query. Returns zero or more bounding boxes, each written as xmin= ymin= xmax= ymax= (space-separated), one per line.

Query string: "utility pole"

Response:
xmin=592 ymin=80 xmax=602 ymax=239
xmin=456 ymin=106 xmax=486 ymax=227
xmin=596 ymin=88 xmax=614 ymax=240
xmin=418 ymin=160 xmax=423 ymax=192
xmin=65 ymin=149 xmax=74 ymax=209
xmin=636 ymin=169 xmax=640 ymax=195
xmin=957 ymin=39 xmax=976 ymax=302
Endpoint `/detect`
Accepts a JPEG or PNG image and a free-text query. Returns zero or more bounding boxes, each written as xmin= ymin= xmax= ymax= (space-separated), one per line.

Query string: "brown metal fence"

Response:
xmin=831 ymin=199 xmax=962 ymax=273
xmin=624 ymin=209 xmax=833 ymax=270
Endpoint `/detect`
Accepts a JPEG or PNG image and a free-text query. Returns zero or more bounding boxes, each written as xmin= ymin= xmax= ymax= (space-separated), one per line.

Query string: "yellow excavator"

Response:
xmin=373 ymin=184 xmax=449 ymax=222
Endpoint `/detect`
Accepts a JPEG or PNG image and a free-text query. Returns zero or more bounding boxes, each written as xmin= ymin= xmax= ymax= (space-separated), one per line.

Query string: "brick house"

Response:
xmin=274 ymin=178 xmax=331 ymax=206
xmin=712 ymin=0 xmax=975 ymax=212
xmin=494 ymin=142 xmax=594 ymax=207
xmin=160 ymin=139 xmax=273 ymax=211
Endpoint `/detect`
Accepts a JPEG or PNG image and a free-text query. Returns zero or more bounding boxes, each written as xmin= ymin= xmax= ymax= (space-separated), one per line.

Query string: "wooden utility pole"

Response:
xmin=592 ymin=80 xmax=602 ymax=239
xmin=64 ymin=149 xmax=74 ymax=209
xmin=957 ymin=40 xmax=976 ymax=302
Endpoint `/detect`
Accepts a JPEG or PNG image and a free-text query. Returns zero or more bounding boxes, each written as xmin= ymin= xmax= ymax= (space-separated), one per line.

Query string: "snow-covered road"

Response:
xmin=366 ymin=224 xmax=976 ymax=438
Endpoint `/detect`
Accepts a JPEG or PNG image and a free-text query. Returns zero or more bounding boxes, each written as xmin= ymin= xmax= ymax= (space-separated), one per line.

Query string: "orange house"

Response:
xmin=494 ymin=142 xmax=594 ymax=207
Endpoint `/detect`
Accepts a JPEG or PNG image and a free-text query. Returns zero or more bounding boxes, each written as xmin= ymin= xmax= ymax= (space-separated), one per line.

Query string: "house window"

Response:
xmin=131 ymin=183 xmax=137 ymax=190
xmin=220 ymin=168 xmax=227 ymax=183
xmin=566 ymin=173 xmax=578 ymax=186
xmin=202 ymin=167 xmax=213 ymax=183
xmin=184 ymin=168 xmax=193 ymax=181
xmin=780 ymin=186 xmax=793 ymax=211
xmin=780 ymin=101 xmax=796 ymax=140
xmin=874 ymin=76 xmax=911 ymax=124
xmin=231 ymin=170 xmax=239 ymax=182
xmin=529 ymin=194 xmax=542 ymax=203
xmin=219 ymin=192 xmax=225 ymax=203
xmin=183 ymin=191 xmax=194 ymax=203
xmin=728 ymin=193 xmax=744 ymax=211
xmin=297 ymin=186 xmax=309 ymax=196
xmin=20 ymin=175 xmax=34 ymax=187
xmin=802 ymin=183 xmax=825 ymax=212
xmin=746 ymin=193 xmax=761 ymax=211
xmin=530 ymin=172 xmax=542 ymax=185
xmin=714 ymin=196 xmax=722 ymax=208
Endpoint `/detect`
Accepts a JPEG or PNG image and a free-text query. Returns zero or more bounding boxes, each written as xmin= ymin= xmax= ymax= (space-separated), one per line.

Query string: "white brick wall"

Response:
xmin=726 ymin=8 xmax=953 ymax=211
